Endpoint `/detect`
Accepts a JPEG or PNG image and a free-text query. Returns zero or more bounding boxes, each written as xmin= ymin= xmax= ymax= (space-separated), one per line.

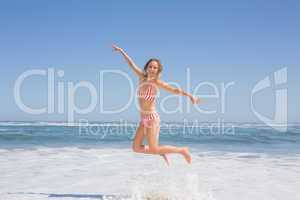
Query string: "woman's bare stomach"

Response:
xmin=138 ymin=100 xmax=156 ymax=114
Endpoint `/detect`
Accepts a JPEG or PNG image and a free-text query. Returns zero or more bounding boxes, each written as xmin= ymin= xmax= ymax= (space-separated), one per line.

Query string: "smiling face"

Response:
xmin=144 ymin=59 xmax=163 ymax=79
xmin=146 ymin=61 xmax=160 ymax=77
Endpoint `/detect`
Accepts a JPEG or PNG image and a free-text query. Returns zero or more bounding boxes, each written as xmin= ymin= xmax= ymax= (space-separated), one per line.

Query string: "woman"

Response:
xmin=112 ymin=44 xmax=200 ymax=165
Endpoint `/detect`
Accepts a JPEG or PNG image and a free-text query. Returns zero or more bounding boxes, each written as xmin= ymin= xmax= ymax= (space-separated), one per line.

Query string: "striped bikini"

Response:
xmin=137 ymin=80 xmax=160 ymax=127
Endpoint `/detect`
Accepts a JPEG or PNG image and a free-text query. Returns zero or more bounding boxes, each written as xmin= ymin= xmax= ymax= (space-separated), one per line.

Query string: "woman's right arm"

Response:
xmin=112 ymin=44 xmax=144 ymax=78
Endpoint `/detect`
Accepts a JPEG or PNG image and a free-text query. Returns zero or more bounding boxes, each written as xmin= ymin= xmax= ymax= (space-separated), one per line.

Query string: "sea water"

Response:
xmin=0 ymin=121 xmax=299 ymax=200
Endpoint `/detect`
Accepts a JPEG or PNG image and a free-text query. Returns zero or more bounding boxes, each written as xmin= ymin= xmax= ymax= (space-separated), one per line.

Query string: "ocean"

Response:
xmin=0 ymin=121 xmax=299 ymax=200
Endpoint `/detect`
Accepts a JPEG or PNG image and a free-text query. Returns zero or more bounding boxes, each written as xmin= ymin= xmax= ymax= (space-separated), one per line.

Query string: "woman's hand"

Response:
xmin=189 ymin=96 xmax=201 ymax=104
xmin=112 ymin=44 xmax=123 ymax=52
xmin=112 ymin=43 xmax=144 ymax=78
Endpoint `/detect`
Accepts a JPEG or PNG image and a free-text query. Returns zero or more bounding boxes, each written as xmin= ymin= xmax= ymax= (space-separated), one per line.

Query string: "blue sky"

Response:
xmin=0 ymin=0 xmax=299 ymax=122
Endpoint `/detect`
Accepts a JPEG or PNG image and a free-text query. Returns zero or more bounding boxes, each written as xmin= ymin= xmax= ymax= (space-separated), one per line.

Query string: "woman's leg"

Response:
xmin=132 ymin=122 xmax=170 ymax=165
xmin=145 ymin=120 xmax=192 ymax=164
xmin=132 ymin=122 xmax=147 ymax=152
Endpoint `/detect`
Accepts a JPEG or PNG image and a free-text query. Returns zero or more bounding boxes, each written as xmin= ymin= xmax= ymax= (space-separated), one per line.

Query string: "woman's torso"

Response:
xmin=137 ymin=78 xmax=158 ymax=114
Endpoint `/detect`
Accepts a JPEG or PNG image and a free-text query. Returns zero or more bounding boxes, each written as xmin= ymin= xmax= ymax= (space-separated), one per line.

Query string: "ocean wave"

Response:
xmin=0 ymin=121 xmax=139 ymax=127
xmin=0 ymin=123 xmax=299 ymax=147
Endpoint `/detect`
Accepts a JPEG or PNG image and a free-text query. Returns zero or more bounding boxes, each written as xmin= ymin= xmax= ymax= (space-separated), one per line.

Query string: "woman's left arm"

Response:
xmin=156 ymin=79 xmax=201 ymax=104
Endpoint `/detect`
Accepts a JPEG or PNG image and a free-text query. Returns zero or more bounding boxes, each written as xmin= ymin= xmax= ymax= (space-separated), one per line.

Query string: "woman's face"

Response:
xmin=146 ymin=61 xmax=160 ymax=77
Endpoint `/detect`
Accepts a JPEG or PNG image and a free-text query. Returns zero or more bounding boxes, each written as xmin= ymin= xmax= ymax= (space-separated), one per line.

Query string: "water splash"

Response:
xmin=129 ymin=170 xmax=215 ymax=200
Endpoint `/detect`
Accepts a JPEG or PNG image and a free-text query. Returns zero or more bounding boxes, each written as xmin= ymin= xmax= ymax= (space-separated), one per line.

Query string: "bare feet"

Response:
xmin=160 ymin=154 xmax=170 ymax=166
xmin=181 ymin=147 xmax=192 ymax=164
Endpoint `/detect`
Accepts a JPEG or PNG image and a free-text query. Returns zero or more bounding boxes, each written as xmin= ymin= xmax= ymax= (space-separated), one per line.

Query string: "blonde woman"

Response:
xmin=112 ymin=44 xmax=200 ymax=165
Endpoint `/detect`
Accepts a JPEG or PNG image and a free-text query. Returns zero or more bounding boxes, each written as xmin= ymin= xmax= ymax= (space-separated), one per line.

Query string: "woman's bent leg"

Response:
xmin=145 ymin=120 xmax=191 ymax=164
xmin=132 ymin=122 xmax=167 ymax=155
xmin=145 ymin=120 xmax=182 ymax=154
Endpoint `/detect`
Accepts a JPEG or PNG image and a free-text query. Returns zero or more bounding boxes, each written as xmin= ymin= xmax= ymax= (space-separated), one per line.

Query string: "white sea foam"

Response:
xmin=0 ymin=147 xmax=299 ymax=200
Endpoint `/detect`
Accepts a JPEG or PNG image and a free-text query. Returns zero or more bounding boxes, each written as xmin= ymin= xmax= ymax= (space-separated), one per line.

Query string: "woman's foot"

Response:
xmin=160 ymin=154 xmax=170 ymax=166
xmin=181 ymin=147 xmax=192 ymax=164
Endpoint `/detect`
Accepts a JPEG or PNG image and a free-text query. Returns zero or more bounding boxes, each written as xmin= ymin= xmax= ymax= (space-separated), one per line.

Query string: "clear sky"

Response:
xmin=0 ymin=0 xmax=299 ymax=123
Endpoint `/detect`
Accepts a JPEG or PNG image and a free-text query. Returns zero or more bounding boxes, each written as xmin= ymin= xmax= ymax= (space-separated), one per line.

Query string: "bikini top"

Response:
xmin=137 ymin=80 xmax=157 ymax=102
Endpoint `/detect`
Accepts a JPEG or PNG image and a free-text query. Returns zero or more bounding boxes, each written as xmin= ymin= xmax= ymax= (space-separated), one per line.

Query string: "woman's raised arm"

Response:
xmin=112 ymin=44 xmax=144 ymax=78
xmin=156 ymin=79 xmax=201 ymax=104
